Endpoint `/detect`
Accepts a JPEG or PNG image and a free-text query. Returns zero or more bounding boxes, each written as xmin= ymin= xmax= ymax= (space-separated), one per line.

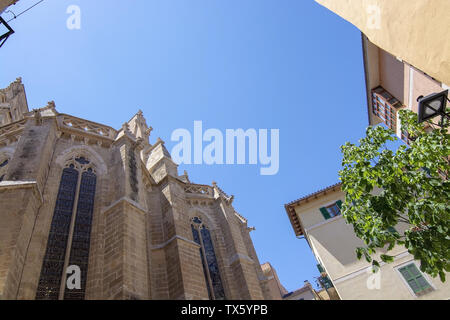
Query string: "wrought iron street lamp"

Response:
xmin=0 ymin=16 xmax=14 ymax=48
xmin=417 ymin=90 xmax=450 ymax=127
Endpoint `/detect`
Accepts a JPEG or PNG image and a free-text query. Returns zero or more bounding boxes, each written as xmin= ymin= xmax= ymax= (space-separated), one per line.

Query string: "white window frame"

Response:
xmin=325 ymin=202 xmax=341 ymax=218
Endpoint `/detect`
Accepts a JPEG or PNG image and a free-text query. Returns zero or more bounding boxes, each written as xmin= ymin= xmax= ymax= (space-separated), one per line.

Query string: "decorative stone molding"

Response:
xmin=0 ymin=119 xmax=26 ymax=147
xmin=0 ymin=119 xmax=26 ymax=137
xmin=234 ymin=211 xmax=248 ymax=224
xmin=186 ymin=199 xmax=214 ymax=207
xmin=0 ymin=180 xmax=43 ymax=204
xmin=228 ymin=253 xmax=255 ymax=266
xmin=101 ymin=196 xmax=147 ymax=216
xmin=150 ymin=235 xmax=201 ymax=251
xmin=225 ymin=195 xmax=234 ymax=205
xmin=57 ymin=114 xmax=117 ymax=142
xmin=55 ymin=145 xmax=108 ymax=175
xmin=187 ymin=208 xmax=218 ymax=231
xmin=184 ymin=183 xmax=214 ymax=197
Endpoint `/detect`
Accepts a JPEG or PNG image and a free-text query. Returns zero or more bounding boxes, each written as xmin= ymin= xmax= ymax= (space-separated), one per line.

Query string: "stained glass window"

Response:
xmin=0 ymin=159 xmax=8 ymax=167
xmin=36 ymin=168 xmax=79 ymax=300
xmin=75 ymin=157 xmax=90 ymax=165
xmin=64 ymin=171 xmax=97 ymax=300
xmin=36 ymin=158 xmax=97 ymax=300
xmin=200 ymin=226 xmax=226 ymax=300
xmin=191 ymin=224 xmax=212 ymax=300
xmin=192 ymin=217 xmax=202 ymax=224
xmin=191 ymin=218 xmax=226 ymax=300
xmin=0 ymin=158 xmax=8 ymax=182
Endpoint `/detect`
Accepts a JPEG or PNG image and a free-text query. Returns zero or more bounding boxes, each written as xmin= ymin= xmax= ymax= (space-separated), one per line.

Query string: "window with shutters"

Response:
xmin=371 ymin=86 xmax=402 ymax=131
xmin=36 ymin=156 xmax=97 ymax=300
xmin=398 ymin=263 xmax=434 ymax=297
xmin=191 ymin=217 xmax=226 ymax=300
xmin=319 ymin=200 xmax=342 ymax=220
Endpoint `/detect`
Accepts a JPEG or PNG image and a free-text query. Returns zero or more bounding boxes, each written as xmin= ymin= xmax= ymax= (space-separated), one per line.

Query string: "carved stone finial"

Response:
xmin=182 ymin=170 xmax=190 ymax=183
xmin=146 ymin=126 xmax=153 ymax=136
xmin=135 ymin=137 xmax=145 ymax=150
xmin=212 ymin=181 xmax=217 ymax=186
xmin=16 ymin=77 xmax=22 ymax=84
xmin=122 ymin=122 xmax=130 ymax=133
xmin=47 ymin=101 xmax=56 ymax=109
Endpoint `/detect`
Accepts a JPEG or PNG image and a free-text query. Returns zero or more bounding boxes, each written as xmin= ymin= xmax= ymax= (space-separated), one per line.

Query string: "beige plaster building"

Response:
xmin=0 ymin=78 xmax=274 ymax=300
xmin=261 ymin=262 xmax=329 ymax=300
xmin=285 ymin=184 xmax=450 ymax=300
xmin=315 ymin=0 xmax=450 ymax=86
xmin=283 ymin=0 xmax=450 ymax=300
xmin=315 ymin=0 xmax=450 ymax=142
xmin=362 ymin=36 xmax=449 ymax=142
xmin=282 ymin=281 xmax=317 ymax=301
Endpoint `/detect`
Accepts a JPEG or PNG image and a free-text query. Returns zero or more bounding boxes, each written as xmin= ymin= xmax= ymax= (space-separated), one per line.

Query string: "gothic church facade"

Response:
xmin=0 ymin=78 xmax=272 ymax=300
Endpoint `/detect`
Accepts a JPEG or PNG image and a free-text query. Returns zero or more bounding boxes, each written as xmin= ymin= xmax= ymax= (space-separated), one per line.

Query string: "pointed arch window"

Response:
xmin=36 ymin=156 xmax=97 ymax=300
xmin=191 ymin=217 xmax=226 ymax=300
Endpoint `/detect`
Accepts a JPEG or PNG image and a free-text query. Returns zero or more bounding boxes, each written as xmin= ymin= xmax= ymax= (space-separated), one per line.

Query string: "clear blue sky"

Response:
xmin=1 ymin=0 xmax=369 ymax=292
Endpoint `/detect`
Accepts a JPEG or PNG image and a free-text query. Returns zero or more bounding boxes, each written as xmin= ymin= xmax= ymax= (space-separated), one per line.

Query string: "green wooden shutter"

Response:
xmin=320 ymin=207 xmax=331 ymax=220
xmin=317 ymin=264 xmax=325 ymax=273
xmin=335 ymin=200 xmax=343 ymax=216
xmin=399 ymin=264 xmax=432 ymax=294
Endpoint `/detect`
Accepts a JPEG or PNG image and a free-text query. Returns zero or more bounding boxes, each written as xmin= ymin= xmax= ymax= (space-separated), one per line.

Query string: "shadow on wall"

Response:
xmin=312 ymin=217 xmax=365 ymax=266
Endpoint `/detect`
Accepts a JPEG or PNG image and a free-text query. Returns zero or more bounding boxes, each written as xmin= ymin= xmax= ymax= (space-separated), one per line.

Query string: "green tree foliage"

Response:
xmin=339 ymin=109 xmax=450 ymax=281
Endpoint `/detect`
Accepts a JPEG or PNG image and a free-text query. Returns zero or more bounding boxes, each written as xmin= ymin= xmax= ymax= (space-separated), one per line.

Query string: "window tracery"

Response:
xmin=36 ymin=155 xmax=97 ymax=300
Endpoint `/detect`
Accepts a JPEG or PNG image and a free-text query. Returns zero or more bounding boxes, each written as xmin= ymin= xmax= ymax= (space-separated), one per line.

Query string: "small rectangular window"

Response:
xmin=326 ymin=203 xmax=340 ymax=217
xmin=320 ymin=200 xmax=342 ymax=220
xmin=398 ymin=263 xmax=433 ymax=296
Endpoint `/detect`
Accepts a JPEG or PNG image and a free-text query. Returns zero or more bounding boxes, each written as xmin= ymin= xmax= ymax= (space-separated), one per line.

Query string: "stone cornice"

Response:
xmin=102 ymin=197 xmax=147 ymax=216
xmin=0 ymin=118 xmax=27 ymax=135
xmin=0 ymin=180 xmax=43 ymax=204
xmin=228 ymin=253 xmax=254 ymax=266
xmin=58 ymin=113 xmax=117 ymax=135
xmin=57 ymin=114 xmax=116 ymax=144
xmin=150 ymin=235 xmax=201 ymax=251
